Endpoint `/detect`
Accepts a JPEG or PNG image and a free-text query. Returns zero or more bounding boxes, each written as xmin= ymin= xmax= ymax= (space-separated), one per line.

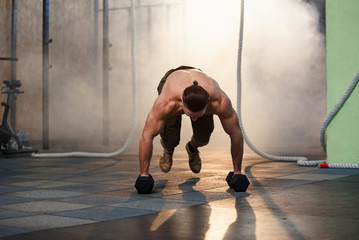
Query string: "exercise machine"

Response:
xmin=0 ymin=78 xmax=36 ymax=155
xmin=0 ymin=79 xmax=23 ymax=152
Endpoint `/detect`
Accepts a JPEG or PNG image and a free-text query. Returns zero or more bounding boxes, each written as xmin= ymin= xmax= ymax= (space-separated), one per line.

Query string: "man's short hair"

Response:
xmin=182 ymin=80 xmax=210 ymax=112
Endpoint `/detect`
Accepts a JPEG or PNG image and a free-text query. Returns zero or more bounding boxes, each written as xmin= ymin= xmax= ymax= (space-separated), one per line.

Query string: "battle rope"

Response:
xmin=318 ymin=69 xmax=359 ymax=169
xmin=319 ymin=70 xmax=359 ymax=152
xmin=32 ymin=0 xmax=137 ymax=158
xmin=237 ymin=0 xmax=359 ymax=168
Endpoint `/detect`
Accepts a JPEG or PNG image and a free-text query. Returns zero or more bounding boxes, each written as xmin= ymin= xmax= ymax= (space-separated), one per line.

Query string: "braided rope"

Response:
xmin=321 ymin=162 xmax=359 ymax=169
xmin=319 ymin=70 xmax=359 ymax=152
xmin=32 ymin=0 xmax=137 ymax=158
xmin=236 ymin=0 xmax=314 ymax=163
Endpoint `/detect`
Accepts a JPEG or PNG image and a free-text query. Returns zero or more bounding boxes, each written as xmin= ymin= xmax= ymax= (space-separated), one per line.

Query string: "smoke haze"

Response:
xmin=181 ymin=0 xmax=326 ymax=158
xmin=0 ymin=0 xmax=326 ymax=158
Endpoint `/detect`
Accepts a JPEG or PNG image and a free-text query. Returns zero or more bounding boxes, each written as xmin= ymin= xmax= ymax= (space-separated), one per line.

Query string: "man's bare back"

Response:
xmin=154 ymin=69 xmax=230 ymax=118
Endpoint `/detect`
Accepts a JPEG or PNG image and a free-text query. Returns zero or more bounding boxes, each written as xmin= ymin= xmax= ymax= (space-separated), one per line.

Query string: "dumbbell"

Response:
xmin=226 ymin=172 xmax=250 ymax=192
xmin=135 ymin=174 xmax=154 ymax=194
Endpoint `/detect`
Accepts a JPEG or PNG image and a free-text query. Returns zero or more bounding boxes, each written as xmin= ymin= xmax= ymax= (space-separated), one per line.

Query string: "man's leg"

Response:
xmin=159 ymin=115 xmax=182 ymax=172
xmin=186 ymin=114 xmax=214 ymax=173
xmin=156 ymin=68 xmax=182 ymax=173
xmin=156 ymin=66 xmax=198 ymax=172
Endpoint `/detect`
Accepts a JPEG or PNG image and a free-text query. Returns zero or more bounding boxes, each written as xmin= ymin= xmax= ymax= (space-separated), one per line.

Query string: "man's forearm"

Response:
xmin=231 ymin=133 xmax=244 ymax=174
xmin=139 ymin=136 xmax=153 ymax=176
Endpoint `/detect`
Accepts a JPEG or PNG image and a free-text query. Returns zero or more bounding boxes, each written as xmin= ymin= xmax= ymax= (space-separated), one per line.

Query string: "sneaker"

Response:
xmin=159 ymin=149 xmax=173 ymax=173
xmin=186 ymin=142 xmax=201 ymax=173
xmin=159 ymin=138 xmax=173 ymax=173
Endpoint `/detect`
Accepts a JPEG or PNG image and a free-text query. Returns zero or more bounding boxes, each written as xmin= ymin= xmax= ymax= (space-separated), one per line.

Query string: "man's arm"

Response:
xmin=139 ymin=106 xmax=164 ymax=176
xmin=218 ymin=99 xmax=244 ymax=174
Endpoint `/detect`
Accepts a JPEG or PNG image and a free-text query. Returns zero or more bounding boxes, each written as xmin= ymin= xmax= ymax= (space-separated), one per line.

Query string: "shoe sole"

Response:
xmin=186 ymin=143 xmax=201 ymax=173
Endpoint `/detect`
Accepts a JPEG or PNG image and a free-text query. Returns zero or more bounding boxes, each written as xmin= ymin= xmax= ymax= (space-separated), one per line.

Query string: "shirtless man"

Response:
xmin=138 ymin=66 xmax=244 ymax=180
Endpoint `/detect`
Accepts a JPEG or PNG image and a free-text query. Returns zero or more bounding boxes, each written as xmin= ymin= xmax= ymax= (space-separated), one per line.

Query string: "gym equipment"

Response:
xmin=0 ymin=79 xmax=36 ymax=155
xmin=135 ymin=174 xmax=154 ymax=194
xmin=226 ymin=171 xmax=250 ymax=192
xmin=0 ymin=80 xmax=24 ymax=152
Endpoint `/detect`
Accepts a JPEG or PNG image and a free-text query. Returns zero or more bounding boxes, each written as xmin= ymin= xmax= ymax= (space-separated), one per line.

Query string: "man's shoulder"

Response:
xmin=209 ymin=91 xmax=233 ymax=115
xmin=153 ymin=96 xmax=181 ymax=117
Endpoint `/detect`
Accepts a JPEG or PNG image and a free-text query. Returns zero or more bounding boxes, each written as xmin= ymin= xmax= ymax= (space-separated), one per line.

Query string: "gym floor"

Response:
xmin=0 ymin=150 xmax=359 ymax=239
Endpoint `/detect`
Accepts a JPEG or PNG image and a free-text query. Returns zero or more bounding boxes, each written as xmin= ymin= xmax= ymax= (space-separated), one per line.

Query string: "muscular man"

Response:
xmin=139 ymin=66 xmax=244 ymax=178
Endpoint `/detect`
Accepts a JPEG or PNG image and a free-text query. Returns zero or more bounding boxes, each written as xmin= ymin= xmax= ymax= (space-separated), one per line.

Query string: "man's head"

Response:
xmin=182 ymin=81 xmax=210 ymax=121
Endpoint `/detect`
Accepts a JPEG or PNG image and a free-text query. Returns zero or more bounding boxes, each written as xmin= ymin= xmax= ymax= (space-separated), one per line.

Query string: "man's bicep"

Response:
xmin=142 ymin=109 xmax=164 ymax=139
xmin=219 ymin=108 xmax=240 ymax=136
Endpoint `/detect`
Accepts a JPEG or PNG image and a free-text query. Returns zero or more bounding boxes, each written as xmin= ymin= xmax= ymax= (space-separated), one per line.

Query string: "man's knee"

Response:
xmin=196 ymin=141 xmax=209 ymax=148
xmin=191 ymin=136 xmax=209 ymax=148
xmin=161 ymin=137 xmax=180 ymax=151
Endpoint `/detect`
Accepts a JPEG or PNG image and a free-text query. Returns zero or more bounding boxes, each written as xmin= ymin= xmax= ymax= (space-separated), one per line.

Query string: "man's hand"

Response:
xmin=225 ymin=172 xmax=250 ymax=192
xmin=135 ymin=174 xmax=155 ymax=194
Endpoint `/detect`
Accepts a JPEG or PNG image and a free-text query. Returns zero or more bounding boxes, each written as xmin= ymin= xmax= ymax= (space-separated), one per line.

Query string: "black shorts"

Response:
xmin=158 ymin=66 xmax=214 ymax=150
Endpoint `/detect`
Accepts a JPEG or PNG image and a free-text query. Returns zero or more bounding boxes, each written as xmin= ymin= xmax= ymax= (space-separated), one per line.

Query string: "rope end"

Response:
xmin=320 ymin=163 xmax=329 ymax=168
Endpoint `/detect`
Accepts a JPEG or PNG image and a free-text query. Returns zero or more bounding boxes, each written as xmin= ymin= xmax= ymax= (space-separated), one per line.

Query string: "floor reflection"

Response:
xmin=150 ymin=210 xmax=176 ymax=231
xmin=150 ymin=178 xmax=211 ymax=239
xmin=222 ymin=196 xmax=256 ymax=240
xmin=243 ymin=161 xmax=307 ymax=240
xmin=149 ymin=177 xmax=257 ymax=240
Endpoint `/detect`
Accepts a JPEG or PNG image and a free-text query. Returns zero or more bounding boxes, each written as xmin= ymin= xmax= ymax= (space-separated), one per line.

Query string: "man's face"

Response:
xmin=183 ymin=104 xmax=207 ymax=122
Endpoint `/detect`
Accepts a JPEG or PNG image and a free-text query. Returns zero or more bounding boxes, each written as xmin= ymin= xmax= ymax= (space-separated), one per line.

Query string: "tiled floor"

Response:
xmin=1 ymin=150 xmax=359 ymax=239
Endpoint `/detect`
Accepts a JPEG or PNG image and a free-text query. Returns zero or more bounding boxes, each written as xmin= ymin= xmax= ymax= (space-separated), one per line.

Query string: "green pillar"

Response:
xmin=326 ymin=0 xmax=359 ymax=164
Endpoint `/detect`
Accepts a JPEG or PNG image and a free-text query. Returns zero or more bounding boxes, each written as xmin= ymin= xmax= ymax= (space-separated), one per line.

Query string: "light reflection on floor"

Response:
xmin=204 ymin=201 xmax=238 ymax=240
